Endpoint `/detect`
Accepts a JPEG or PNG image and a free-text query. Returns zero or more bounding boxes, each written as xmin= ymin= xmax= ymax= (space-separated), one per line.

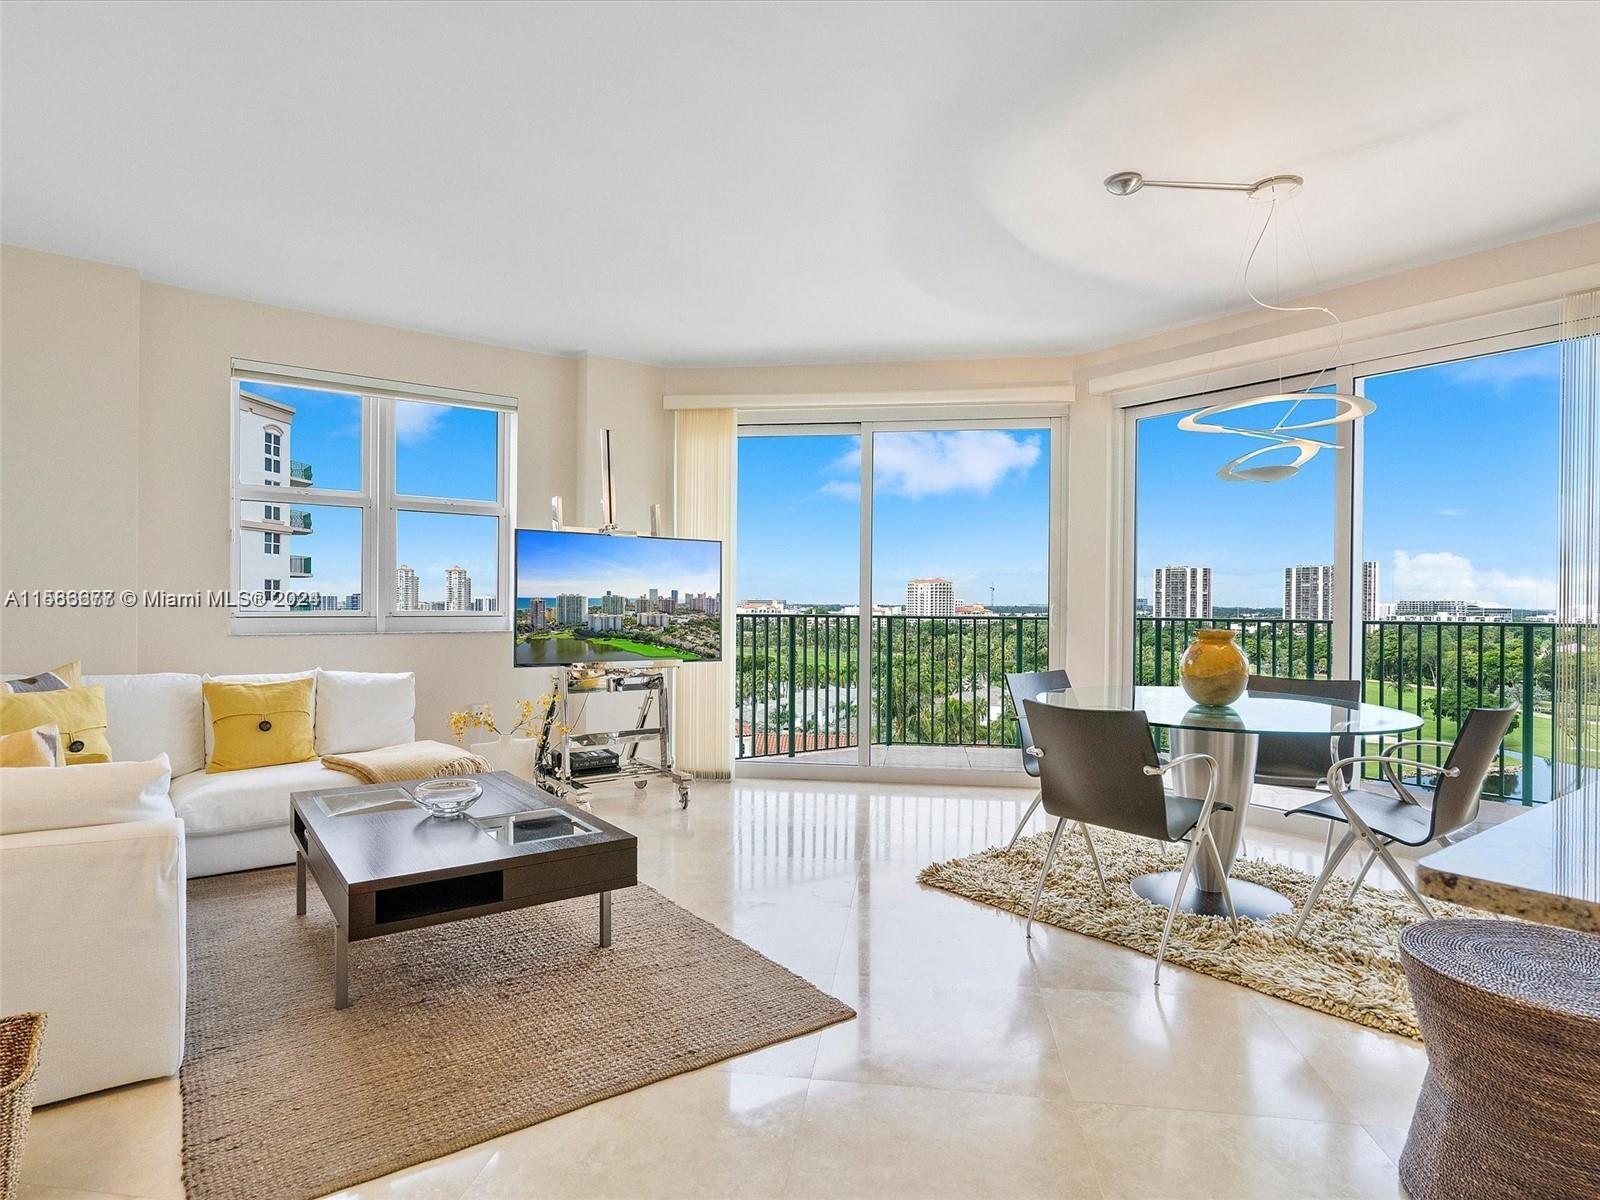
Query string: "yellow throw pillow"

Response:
xmin=3 ymin=659 xmax=84 ymax=693
xmin=203 ymin=677 xmax=316 ymax=773
xmin=0 ymin=686 xmax=110 ymax=764
xmin=0 ymin=724 xmax=64 ymax=768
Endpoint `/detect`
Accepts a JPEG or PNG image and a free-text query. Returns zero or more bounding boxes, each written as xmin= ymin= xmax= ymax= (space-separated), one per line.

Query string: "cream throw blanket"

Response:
xmin=321 ymin=740 xmax=492 ymax=785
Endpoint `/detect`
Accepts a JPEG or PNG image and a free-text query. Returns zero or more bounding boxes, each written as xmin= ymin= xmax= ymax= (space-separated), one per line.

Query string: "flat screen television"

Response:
xmin=514 ymin=528 xmax=723 ymax=666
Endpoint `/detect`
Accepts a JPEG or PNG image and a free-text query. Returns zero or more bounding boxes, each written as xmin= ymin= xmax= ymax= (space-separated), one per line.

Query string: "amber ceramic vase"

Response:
xmin=1178 ymin=628 xmax=1249 ymax=707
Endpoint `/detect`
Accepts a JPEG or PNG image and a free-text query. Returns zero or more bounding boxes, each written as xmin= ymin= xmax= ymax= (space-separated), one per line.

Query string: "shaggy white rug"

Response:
xmin=920 ymin=827 xmax=1492 ymax=1039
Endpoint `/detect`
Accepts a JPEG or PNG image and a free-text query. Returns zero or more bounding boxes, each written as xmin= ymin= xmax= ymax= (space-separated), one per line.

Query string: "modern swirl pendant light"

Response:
xmin=1105 ymin=170 xmax=1373 ymax=482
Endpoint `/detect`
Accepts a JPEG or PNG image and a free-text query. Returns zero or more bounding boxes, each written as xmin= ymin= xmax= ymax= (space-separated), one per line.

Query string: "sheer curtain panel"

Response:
xmin=673 ymin=408 xmax=736 ymax=777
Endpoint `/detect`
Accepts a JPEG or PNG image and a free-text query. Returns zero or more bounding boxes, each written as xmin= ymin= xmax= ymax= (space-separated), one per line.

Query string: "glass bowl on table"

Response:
xmin=412 ymin=776 xmax=484 ymax=819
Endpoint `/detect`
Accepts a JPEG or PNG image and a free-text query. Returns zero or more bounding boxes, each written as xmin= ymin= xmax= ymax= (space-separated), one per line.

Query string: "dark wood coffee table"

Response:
xmin=290 ymin=771 xmax=637 ymax=1008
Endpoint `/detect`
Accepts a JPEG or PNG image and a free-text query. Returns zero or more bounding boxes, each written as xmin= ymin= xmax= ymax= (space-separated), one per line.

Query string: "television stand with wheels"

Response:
xmin=535 ymin=663 xmax=693 ymax=809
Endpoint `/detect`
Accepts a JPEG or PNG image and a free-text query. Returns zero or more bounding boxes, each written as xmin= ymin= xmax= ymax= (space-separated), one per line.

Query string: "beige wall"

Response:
xmin=575 ymin=355 xmax=673 ymax=532
xmin=1 ymin=248 xmax=143 ymax=672
xmin=0 ymin=248 xmax=599 ymax=737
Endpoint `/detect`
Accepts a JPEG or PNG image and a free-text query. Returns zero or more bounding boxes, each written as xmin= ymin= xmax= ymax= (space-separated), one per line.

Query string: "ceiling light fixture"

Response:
xmin=1105 ymin=169 xmax=1371 ymax=482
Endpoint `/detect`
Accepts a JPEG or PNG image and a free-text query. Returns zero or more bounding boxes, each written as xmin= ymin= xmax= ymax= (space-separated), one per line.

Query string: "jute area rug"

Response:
xmin=181 ymin=868 xmax=854 ymax=1200
xmin=920 ymin=828 xmax=1492 ymax=1040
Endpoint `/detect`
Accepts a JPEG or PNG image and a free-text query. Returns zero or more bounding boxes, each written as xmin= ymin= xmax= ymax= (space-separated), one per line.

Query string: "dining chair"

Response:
xmin=1248 ymin=674 xmax=1362 ymax=863
xmin=1248 ymin=674 xmax=1362 ymax=789
xmin=1003 ymin=670 xmax=1072 ymax=849
xmin=1022 ymin=700 xmax=1238 ymax=985
xmin=1288 ymin=706 xmax=1517 ymax=936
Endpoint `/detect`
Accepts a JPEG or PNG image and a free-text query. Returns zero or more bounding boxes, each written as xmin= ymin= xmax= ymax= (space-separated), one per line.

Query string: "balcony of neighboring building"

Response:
xmin=289 ymin=460 xmax=313 ymax=486
xmin=239 ymin=505 xmax=311 ymax=535
xmin=289 ymin=555 xmax=312 ymax=577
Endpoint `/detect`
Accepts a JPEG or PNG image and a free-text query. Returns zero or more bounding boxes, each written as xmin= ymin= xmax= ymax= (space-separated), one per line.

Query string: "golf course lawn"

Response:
xmin=1361 ymin=678 xmax=1552 ymax=758
xmin=585 ymin=636 xmax=703 ymax=661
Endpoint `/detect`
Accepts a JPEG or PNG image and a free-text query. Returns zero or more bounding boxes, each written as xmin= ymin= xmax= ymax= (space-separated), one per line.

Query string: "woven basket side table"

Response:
xmin=0 ymin=1012 xmax=47 ymax=1200
xmin=1399 ymin=919 xmax=1600 ymax=1200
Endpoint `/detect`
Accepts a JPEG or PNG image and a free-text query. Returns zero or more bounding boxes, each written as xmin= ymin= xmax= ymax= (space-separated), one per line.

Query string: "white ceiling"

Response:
xmin=4 ymin=1 xmax=1599 ymax=366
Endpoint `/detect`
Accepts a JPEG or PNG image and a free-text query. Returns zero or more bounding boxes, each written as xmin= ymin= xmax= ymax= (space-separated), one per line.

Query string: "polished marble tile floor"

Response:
xmin=20 ymin=779 xmax=1425 ymax=1200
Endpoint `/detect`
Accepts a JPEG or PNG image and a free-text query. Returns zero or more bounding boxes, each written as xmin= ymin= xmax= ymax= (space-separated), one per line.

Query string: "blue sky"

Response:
xmin=242 ymin=382 xmax=500 ymax=602
xmin=1136 ymin=341 xmax=1559 ymax=609
xmin=517 ymin=529 xmax=721 ymax=603
xmin=737 ymin=429 xmax=1051 ymax=606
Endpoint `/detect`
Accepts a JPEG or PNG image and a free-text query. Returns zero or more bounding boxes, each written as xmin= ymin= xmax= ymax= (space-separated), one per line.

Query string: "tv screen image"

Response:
xmin=514 ymin=529 xmax=723 ymax=666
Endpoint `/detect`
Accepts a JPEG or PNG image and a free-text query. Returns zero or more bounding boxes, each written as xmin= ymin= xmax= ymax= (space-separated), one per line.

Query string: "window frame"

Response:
xmin=229 ymin=366 xmax=516 ymax=635
xmin=1117 ymin=320 xmax=1562 ymax=685
xmin=733 ymin=412 xmax=1067 ymax=774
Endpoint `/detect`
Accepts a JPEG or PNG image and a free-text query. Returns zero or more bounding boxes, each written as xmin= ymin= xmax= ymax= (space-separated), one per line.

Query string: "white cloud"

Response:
xmin=1435 ymin=507 xmax=1466 ymax=518
xmin=394 ymin=400 xmax=446 ymax=444
xmin=1391 ymin=549 xmax=1555 ymax=609
xmin=1436 ymin=345 xmax=1558 ymax=395
xmin=819 ymin=431 xmax=1042 ymax=500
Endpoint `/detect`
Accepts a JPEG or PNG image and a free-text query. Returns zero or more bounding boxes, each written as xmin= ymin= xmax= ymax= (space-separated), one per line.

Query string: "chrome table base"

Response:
xmin=1129 ymin=728 xmax=1292 ymax=918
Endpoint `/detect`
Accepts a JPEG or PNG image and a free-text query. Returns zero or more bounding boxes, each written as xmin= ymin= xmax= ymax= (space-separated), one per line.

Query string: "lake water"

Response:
xmin=515 ymin=637 xmax=667 ymax=665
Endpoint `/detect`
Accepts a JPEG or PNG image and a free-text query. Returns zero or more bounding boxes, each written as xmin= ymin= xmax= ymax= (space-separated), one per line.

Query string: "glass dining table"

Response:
xmin=1036 ymin=685 xmax=1423 ymax=918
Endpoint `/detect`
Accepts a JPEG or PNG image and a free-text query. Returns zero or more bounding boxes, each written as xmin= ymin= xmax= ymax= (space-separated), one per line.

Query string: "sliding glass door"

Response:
xmin=1126 ymin=329 xmax=1563 ymax=804
xmin=1132 ymin=376 xmax=1338 ymax=686
xmin=735 ymin=428 xmax=861 ymax=762
xmin=867 ymin=424 xmax=1052 ymax=768
xmin=736 ymin=416 xmax=1063 ymax=773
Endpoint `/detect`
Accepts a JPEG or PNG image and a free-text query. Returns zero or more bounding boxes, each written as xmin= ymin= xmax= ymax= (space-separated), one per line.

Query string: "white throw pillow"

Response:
xmin=0 ymin=754 xmax=173 ymax=836
xmin=313 ymin=669 xmax=416 ymax=755
xmin=85 ymin=673 xmax=205 ymax=777
xmin=201 ymin=671 xmax=316 ymax=761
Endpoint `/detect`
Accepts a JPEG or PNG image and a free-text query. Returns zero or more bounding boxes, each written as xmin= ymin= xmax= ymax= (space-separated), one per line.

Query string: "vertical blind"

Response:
xmin=1554 ymin=288 xmax=1600 ymax=902
xmin=673 ymin=408 xmax=737 ymax=777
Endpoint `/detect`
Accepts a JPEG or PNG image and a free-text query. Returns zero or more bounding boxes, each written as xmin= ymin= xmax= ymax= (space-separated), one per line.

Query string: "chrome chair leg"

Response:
xmin=1026 ymin=818 xmax=1068 ymax=940
xmin=1079 ymin=822 xmax=1108 ymax=891
xmin=1292 ymin=830 xmax=1359 ymax=938
xmin=1007 ymin=791 xmax=1042 ymax=850
xmin=1200 ymin=827 xmax=1239 ymax=933
xmin=1345 ymin=845 xmax=1383 ymax=902
xmin=1372 ymin=839 xmax=1434 ymax=917
xmin=1154 ymin=835 xmax=1203 ymax=986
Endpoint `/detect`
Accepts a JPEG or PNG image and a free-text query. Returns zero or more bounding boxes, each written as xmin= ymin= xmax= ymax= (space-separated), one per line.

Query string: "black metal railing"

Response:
xmin=1133 ymin=616 xmax=1554 ymax=805
xmin=1137 ymin=616 xmax=1333 ymax=685
xmin=1363 ymin=619 xmax=1550 ymax=806
xmin=735 ymin=614 xmax=1048 ymax=760
xmin=737 ymin=614 xmax=860 ymax=759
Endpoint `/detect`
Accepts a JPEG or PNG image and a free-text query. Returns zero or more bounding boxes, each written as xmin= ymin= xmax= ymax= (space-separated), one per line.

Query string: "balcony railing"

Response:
xmin=1135 ymin=616 xmax=1554 ymax=806
xmin=1137 ymin=616 xmax=1333 ymax=685
xmin=289 ymin=460 xmax=313 ymax=486
xmin=733 ymin=611 xmax=1560 ymax=803
xmin=289 ymin=555 xmax=312 ymax=577
xmin=288 ymin=508 xmax=312 ymax=532
xmin=735 ymin=614 xmax=1048 ymax=760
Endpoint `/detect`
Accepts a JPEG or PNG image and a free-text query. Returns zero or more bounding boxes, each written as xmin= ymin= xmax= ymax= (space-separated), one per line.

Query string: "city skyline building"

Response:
xmin=395 ymin=564 xmax=419 ymax=611
xmin=905 ymin=577 xmax=955 ymax=617
xmin=1152 ymin=565 xmax=1212 ymax=619
xmin=445 ymin=566 xmax=472 ymax=612
xmin=237 ymin=390 xmax=323 ymax=604
xmin=1282 ymin=562 xmax=1382 ymax=621
xmin=1391 ymin=599 xmax=1514 ymax=622
xmin=556 ymin=593 xmax=587 ymax=627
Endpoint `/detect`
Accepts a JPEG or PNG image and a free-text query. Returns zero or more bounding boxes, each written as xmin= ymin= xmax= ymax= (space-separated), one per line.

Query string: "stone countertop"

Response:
xmin=1419 ymin=791 xmax=1600 ymax=932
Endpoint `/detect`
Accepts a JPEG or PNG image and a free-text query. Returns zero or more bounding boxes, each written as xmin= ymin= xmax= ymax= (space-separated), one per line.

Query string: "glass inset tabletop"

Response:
xmin=1035 ymin=685 xmax=1423 ymax=736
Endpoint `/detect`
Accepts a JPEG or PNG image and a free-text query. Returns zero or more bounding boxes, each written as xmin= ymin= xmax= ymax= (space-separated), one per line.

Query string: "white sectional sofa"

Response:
xmin=0 ymin=756 xmax=187 ymax=1104
xmin=0 ymin=668 xmax=416 ymax=1103
xmin=86 ymin=669 xmax=417 ymax=877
